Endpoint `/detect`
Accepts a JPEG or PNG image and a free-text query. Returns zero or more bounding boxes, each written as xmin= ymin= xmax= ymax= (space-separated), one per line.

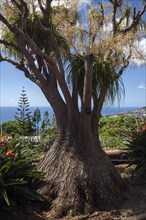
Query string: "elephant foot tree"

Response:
xmin=0 ymin=0 xmax=145 ymax=217
xmin=38 ymin=132 xmax=124 ymax=217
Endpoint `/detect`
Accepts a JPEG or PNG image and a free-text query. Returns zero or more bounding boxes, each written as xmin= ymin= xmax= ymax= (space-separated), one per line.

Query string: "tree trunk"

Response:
xmin=38 ymin=128 xmax=125 ymax=218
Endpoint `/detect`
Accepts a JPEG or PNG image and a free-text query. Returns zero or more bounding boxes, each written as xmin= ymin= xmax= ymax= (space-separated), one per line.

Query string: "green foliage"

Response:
xmin=2 ymin=10 xmax=69 ymax=62
xmin=0 ymin=140 xmax=45 ymax=208
xmin=32 ymin=108 xmax=41 ymax=135
xmin=67 ymin=54 xmax=124 ymax=104
xmin=7 ymin=138 xmax=42 ymax=158
xmin=1 ymin=120 xmax=20 ymax=138
xmin=15 ymin=87 xmax=33 ymax=136
xmin=99 ymin=115 xmax=143 ymax=150
xmin=39 ymin=127 xmax=57 ymax=152
xmin=125 ymin=123 xmax=146 ymax=179
xmin=41 ymin=111 xmax=50 ymax=131
xmin=51 ymin=114 xmax=56 ymax=128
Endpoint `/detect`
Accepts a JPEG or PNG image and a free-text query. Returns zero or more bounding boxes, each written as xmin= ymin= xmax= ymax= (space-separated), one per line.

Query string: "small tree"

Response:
xmin=33 ymin=108 xmax=41 ymax=135
xmin=51 ymin=114 xmax=56 ymax=128
xmin=41 ymin=111 xmax=50 ymax=131
xmin=15 ymin=87 xmax=32 ymax=136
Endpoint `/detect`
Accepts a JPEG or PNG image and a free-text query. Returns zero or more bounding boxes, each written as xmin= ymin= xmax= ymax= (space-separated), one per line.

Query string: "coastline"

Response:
xmin=103 ymin=106 xmax=146 ymax=119
xmin=0 ymin=106 xmax=146 ymax=124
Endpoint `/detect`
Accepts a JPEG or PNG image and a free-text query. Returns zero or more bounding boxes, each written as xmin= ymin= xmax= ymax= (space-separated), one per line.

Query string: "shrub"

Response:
xmin=1 ymin=120 xmax=21 ymax=138
xmin=99 ymin=115 xmax=143 ymax=150
xmin=0 ymin=141 xmax=45 ymax=208
xmin=38 ymin=127 xmax=57 ymax=152
xmin=125 ymin=122 xmax=146 ymax=179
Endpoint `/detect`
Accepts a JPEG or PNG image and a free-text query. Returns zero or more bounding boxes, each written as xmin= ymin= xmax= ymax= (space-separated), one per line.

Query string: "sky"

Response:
xmin=0 ymin=0 xmax=146 ymax=108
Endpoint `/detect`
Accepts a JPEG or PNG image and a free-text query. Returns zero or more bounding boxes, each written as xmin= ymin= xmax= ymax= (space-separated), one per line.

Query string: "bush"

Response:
xmin=99 ymin=115 xmax=143 ymax=150
xmin=1 ymin=121 xmax=21 ymax=138
xmin=125 ymin=122 xmax=146 ymax=179
xmin=38 ymin=127 xmax=57 ymax=152
xmin=0 ymin=140 xmax=45 ymax=208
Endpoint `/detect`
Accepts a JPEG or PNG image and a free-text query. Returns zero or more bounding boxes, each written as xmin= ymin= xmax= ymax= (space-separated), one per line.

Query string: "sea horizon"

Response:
xmin=0 ymin=105 xmax=144 ymax=124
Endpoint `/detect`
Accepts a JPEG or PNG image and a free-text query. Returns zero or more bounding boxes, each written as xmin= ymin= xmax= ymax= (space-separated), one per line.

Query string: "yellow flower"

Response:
xmin=6 ymin=150 xmax=15 ymax=158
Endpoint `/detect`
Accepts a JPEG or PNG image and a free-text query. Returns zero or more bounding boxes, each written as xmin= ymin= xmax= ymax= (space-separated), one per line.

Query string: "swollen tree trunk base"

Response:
xmin=38 ymin=136 xmax=125 ymax=218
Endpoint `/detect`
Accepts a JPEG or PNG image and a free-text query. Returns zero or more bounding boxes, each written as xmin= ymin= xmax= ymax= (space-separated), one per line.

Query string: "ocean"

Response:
xmin=0 ymin=106 xmax=53 ymax=124
xmin=0 ymin=106 xmax=140 ymax=124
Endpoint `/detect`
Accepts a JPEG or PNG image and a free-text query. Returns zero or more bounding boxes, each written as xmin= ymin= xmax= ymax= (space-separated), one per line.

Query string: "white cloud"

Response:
xmin=130 ymin=58 xmax=146 ymax=66
xmin=135 ymin=37 xmax=146 ymax=58
xmin=124 ymin=37 xmax=146 ymax=66
xmin=137 ymin=38 xmax=146 ymax=57
xmin=51 ymin=0 xmax=66 ymax=7
xmin=79 ymin=0 xmax=91 ymax=3
xmin=79 ymin=0 xmax=92 ymax=6
xmin=138 ymin=83 xmax=146 ymax=90
xmin=51 ymin=0 xmax=92 ymax=7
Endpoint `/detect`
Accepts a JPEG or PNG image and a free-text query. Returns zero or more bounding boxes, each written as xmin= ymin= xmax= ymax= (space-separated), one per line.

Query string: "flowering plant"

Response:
xmin=126 ymin=122 xmax=146 ymax=178
xmin=0 ymin=141 xmax=45 ymax=207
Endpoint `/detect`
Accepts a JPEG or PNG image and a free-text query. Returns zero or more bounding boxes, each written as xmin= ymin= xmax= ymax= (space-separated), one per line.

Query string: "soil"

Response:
xmin=1 ymin=164 xmax=146 ymax=220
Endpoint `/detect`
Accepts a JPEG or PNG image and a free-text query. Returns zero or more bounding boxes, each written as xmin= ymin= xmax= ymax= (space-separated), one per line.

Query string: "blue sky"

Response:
xmin=0 ymin=62 xmax=145 ymax=107
xmin=0 ymin=62 xmax=50 ymax=107
xmin=0 ymin=0 xmax=146 ymax=107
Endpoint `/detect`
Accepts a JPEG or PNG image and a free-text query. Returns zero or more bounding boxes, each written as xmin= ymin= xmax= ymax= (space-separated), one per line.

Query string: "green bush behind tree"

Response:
xmin=99 ymin=115 xmax=144 ymax=150
xmin=1 ymin=114 xmax=144 ymax=152
xmin=1 ymin=121 xmax=20 ymax=138
xmin=125 ymin=122 xmax=146 ymax=179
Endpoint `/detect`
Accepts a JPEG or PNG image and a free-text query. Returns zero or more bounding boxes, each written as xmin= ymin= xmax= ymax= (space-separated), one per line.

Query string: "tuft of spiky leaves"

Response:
xmin=66 ymin=54 xmax=124 ymax=104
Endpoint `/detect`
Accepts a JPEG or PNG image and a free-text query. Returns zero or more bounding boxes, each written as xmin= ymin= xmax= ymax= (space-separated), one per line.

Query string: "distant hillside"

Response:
xmin=122 ymin=106 xmax=146 ymax=118
xmin=106 ymin=107 xmax=146 ymax=119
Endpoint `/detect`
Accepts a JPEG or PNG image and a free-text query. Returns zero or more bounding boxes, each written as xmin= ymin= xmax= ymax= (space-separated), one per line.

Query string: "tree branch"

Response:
xmin=0 ymin=54 xmax=38 ymax=84
xmin=122 ymin=4 xmax=146 ymax=34
xmin=35 ymin=16 xmax=65 ymax=77
xmin=37 ymin=0 xmax=52 ymax=24
xmin=82 ymin=54 xmax=94 ymax=115
xmin=117 ymin=52 xmax=131 ymax=78
xmin=110 ymin=0 xmax=118 ymax=35
xmin=11 ymin=0 xmax=28 ymax=31
xmin=38 ymin=0 xmax=46 ymax=14
xmin=0 ymin=39 xmax=22 ymax=53
xmin=71 ymin=64 xmax=78 ymax=112
xmin=0 ymin=8 xmax=73 ymax=109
